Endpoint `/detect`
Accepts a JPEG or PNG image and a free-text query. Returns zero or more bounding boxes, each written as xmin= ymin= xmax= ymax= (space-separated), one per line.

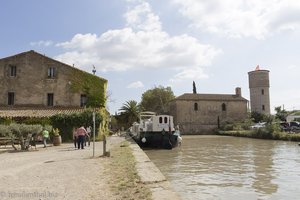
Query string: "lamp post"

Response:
xmin=103 ymin=124 xmax=106 ymax=156
xmin=92 ymin=65 xmax=96 ymax=157
xmin=92 ymin=111 xmax=95 ymax=157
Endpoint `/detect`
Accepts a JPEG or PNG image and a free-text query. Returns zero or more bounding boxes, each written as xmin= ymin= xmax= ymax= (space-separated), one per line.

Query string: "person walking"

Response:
xmin=73 ymin=127 xmax=78 ymax=149
xmin=85 ymin=126 xmax=91 ymax=146
xmin=42 ymin=129 xmax=49 ymax=148
xmin=76 ymin=126 xmax=88 ymax=149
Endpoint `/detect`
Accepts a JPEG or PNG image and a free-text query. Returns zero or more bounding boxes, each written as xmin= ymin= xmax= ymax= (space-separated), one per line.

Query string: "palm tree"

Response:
xmin=119 ymin=100 xmax=140 ymax=127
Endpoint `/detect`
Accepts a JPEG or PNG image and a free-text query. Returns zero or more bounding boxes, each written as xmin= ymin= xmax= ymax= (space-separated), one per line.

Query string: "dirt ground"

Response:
xmin=0 ymin=136 xmax=125 ymax=200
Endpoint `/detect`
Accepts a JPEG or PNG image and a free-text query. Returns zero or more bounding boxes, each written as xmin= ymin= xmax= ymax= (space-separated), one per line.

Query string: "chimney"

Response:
xmin=235 ymin=87 xmax=241 ymax=97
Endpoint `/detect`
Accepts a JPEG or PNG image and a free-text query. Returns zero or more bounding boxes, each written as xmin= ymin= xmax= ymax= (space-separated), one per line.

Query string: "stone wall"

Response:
xmin=170 ymin=99 xmax=248 ymax=134
xmin=0 ymin=51 xmax=105 ymax=108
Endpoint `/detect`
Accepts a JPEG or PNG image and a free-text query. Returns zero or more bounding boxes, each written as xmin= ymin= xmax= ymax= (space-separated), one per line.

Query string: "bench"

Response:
xmin=0 ymin=137 xmax=13 ymax=147
xmin=0 ymin=134 xmax=45 ymax=150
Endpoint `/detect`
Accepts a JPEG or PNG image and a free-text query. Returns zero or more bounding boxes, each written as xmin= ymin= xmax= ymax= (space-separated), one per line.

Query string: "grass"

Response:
xmin=105 ymin=141 xmax=152 ymax=200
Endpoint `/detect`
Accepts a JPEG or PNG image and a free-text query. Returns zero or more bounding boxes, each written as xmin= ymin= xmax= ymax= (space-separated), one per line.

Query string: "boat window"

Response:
xmin=159 ymin=117 xmax=163 ymax=123
xmin=164 ymin=117 xmax=168 ymax=123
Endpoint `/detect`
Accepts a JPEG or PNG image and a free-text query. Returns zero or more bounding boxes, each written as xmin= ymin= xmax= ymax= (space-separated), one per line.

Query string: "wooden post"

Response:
xmin=103 ymin=133 xmax=106 ymax=156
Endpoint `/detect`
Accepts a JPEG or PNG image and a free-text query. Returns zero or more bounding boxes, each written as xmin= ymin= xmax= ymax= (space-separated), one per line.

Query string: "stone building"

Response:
xmin=248 ymin=66 xmax=270 ymax=115
xmin=0 ymin=50 xmax=107 ymax=117
xmin=169 ymin=88 xmax=248 ymax=134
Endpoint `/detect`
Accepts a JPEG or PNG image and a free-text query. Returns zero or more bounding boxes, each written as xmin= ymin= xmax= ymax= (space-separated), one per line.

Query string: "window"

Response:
xmin=159 ymin=117 xmax=163 ymax=123
xmin=47 ymin=93 xmax=54 ymax=106
xmin=164 ymin=117 xmax=168 ymax=124
xmin=262 ymin=105 xmax=265 ymax=111
xmin=9 ymin=65 xmax=16 ymax=77
xmin=47 ymin=67 xmax=56 ymax=78
xmin=261 ymin=89 xmax=264 ymax=95
xmin=8 ymin=92 xmax=15 ymax=105
xmin=194 ymin=103 xmax=198 ymax=111
xmin=80 ymin=94 xmax=87 ymax=107
xmin=222 ymin=103 xmax=226 ymax=111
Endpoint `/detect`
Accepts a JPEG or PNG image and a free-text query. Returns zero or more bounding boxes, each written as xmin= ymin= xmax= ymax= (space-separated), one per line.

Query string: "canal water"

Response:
xmin=144 ymin=135 xmax=300 ymax=200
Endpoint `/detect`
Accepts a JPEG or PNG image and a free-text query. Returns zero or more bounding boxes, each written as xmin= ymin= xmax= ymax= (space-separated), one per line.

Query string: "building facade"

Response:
xmin=0 ymin=50 xmax=107 ymax=110
xmin=169 ymin=88 xmax=248 ymax=134
xmin=248 ymin=68 xmax=270 ymax=115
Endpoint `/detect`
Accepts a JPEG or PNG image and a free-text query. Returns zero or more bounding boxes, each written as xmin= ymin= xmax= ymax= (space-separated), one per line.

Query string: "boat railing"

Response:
xmin=139 ymin=111 xmax=156 ymax=121
xmin=139 ymin=111 xmax=156 ymax=117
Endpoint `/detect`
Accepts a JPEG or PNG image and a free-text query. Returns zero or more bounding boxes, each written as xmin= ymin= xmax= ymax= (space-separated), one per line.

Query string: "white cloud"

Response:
xmin=124 ymin=1 xmax=162 ymax=32
xmin=30 ymin=40 xmax=53 ymax=47
xmin=55 ymin=1 xmax=221 ymax=81
xmin=287 ymin=64 xmax=297 ymax=70
xmin=170 ymin=68 xmax=209 ymax=83
xmin=56 ymin=33 xmax=98 ymax=49
xmin=172 ymin=0 xmax=300 ymax=39
xmin=127 ymin=81 xmax=144 ymax=88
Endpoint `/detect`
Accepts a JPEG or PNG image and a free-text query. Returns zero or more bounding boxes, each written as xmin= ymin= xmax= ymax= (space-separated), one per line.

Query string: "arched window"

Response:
xmin=222 ymin=103 xmax=226 ymax=111
xmin=159 ymin=117 xmax=162 ymax=123
xmin=164 ymin=117 xmax=168 ymax=123
xmin=194 ymin=103 xmax=198 ymax=111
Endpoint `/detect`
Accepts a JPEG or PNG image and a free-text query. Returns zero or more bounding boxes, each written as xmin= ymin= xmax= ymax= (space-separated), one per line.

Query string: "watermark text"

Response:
xmin=0 ymin=191 xmax=58 ymax=199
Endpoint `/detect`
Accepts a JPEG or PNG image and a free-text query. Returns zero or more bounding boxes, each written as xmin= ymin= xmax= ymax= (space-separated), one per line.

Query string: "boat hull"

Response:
xmin=135 ymin=131 xmax=178 ymax=149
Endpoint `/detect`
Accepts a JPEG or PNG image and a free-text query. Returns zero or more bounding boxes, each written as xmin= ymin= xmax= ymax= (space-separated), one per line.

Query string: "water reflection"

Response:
xmin=145 ymin=136 xmax=300 ymax=200
xmin=251 ymin=140 xmax=278 ymax=197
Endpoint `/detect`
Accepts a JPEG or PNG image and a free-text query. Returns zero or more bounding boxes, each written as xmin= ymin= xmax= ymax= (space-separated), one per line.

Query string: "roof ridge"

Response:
xmin=0 ymin=50 xmax=107 ymax=82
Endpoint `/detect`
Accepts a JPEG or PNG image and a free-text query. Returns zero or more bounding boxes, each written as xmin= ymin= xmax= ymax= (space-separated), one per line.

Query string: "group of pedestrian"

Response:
xmin=73 ymin=126 xmax=91 ymax=149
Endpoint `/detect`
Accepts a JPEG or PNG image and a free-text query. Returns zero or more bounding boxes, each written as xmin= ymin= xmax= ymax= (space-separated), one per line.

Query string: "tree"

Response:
xmin=274 ymin=106 xmax=288 ymax=121
xmin=193 ymin=81 xmax=197 ymax=94
xmin=140 ymin=86 xmax=175 ymax=114
xmin=119 ymin=100 xmax=140 ymax=127
xmin=251 ymin=111 xmax=266 ymax=123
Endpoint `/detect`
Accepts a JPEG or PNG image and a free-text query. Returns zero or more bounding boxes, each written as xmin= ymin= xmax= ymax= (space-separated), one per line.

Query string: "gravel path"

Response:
xmin=0 ymin=136 xmax=124 ymax=200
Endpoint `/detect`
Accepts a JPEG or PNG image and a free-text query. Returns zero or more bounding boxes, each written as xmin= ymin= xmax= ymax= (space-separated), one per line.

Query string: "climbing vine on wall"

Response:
xmin=50 ymin=109 xmax=103 ymax=141
xmin=70 ymin=69 xmax=107 ymax=108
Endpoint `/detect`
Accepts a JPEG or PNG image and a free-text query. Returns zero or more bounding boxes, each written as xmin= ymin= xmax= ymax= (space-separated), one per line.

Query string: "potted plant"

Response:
xmin=52 ymin=128 xmax=62 ymax=146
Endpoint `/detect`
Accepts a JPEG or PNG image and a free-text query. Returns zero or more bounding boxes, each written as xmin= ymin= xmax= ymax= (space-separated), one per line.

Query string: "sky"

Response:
xmin=1 ymin=0 xmax=300 ymax=114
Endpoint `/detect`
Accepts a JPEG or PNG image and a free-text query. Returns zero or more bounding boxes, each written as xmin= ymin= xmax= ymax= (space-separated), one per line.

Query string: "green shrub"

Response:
xmin=0 ymin=125 xmax=12 ymax=137
xmin=7 ymin=123 xmax=43 ymax=150
xmin=223 ymin=124 xmax=234 ymax=131
xmin=9 ymin=124 xmax=43 ymax=137
xmin=272 ymin=131 xmax=281 ymax=140
xmin=43 ymin=125 xmax=53 ymax=133
xmin=217 ymin=127 xmax=300 ymax=142
xmin=254 ymin=128 xmax=273 ymax=139
xmin=18 ymin=117 xmax=51 ymax=126
xmin=0 ymin=117 xmax=14 ymax=125
xmin=50 ymin=110 xmax=102 ymax=142
xmin=287 ymin=134 xmax=300 ymax=142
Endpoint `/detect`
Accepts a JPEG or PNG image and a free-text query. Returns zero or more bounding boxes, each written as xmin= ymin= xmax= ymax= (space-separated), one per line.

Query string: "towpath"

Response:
xmin=0 ymin=137 xmax=124 ymax=200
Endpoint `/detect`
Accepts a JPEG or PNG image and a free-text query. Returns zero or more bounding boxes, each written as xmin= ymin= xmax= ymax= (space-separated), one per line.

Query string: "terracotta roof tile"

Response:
xmin=0 ymin=108 xmax=87 ymax=118
xmin=174 ymin=93 xmax=248 ymax=101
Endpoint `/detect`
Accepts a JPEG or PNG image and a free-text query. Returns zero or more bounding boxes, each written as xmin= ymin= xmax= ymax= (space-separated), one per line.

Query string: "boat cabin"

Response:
xmin=139 ymin=113 xmax=175 ymax=133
